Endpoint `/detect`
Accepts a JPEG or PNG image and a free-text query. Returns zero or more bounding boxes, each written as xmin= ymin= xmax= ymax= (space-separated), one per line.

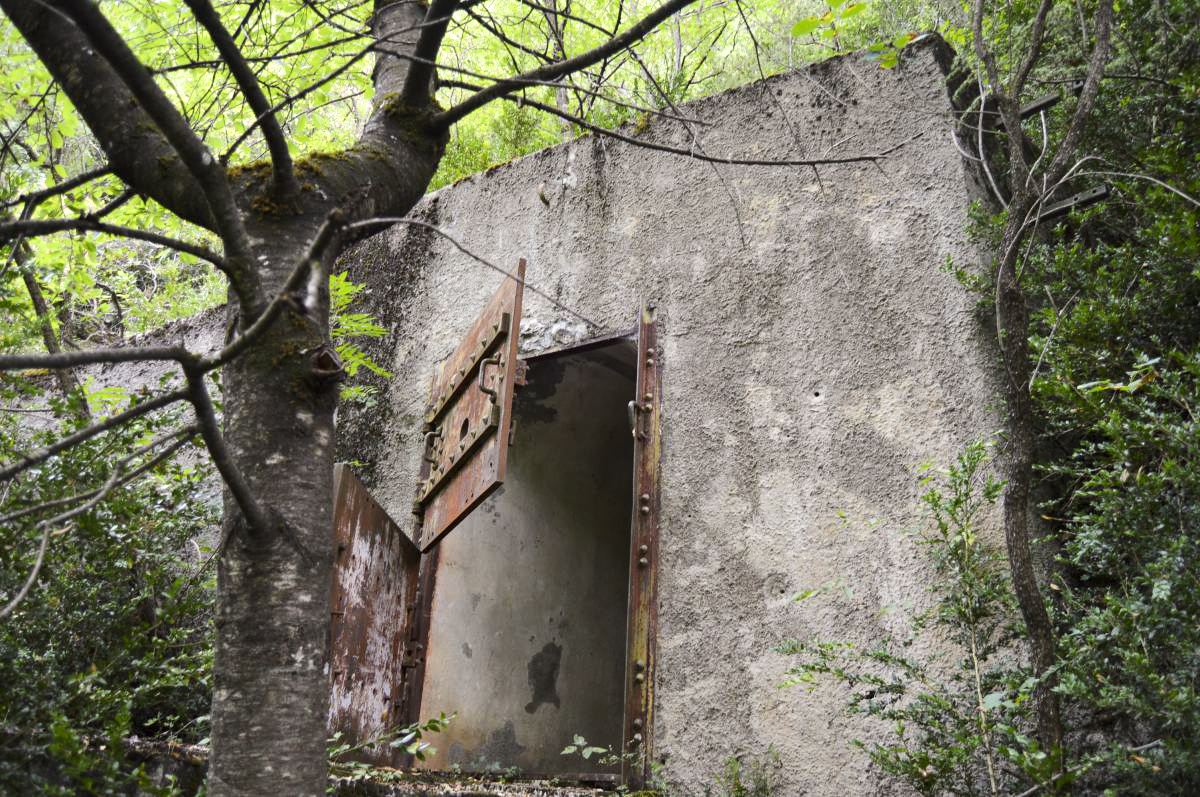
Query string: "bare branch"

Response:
xmin=0 ymin=345 xmax=195 ymax=372
xmin=401 ymin=0 xmax=460 ymax=105
xmin=0 ymin=389 xmax=188 ymax=483
xmin=0 ymin=425 xmax=199 ymax=525
xmin=0 ymin=217 xmax=228 ymax=269
xmin=346 ymin=215 xmax=597 ymax=328
xmin=1043 ymin=0 xmax=1115 ymax=187
xmin=0 ymin=0 xmax=213 ymax=228
xmin=0 ymin=164 xmax=113 ymax=214
xmin=1083 ymin=170 xmax=1200 ymax=208
xmin=184 ymin=0 xmax=297 ymax=195
xmin=222 ymin=40 xmax=374 ymax=162
xmin=496 ymin=93 xmax=922 ymax=168
xmin=971 ymin=0 xmax=1002 ymax=90
xmin=0 ymin=429 xmax=195 ymax=620
xmin=0 ymin=520 xmax=51 ymax=621
xmin=182 ymin=362 xmax=273 ymax=537
xmin=56 ymin=0 xmax=262 ymax=312
xmin=1012 ymin=0 xmax=1055 ymax=97
xmin=435 ymin=0 xmax=699 ymax=127
xmin=429 ymin=60 xmax=711 ymax=125
xmin=153 ymin=33 xmax=367 ymax=75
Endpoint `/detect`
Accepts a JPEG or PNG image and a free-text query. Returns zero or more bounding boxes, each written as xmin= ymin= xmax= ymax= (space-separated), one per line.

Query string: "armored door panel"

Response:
xmin=622 ymin=305 xmax=661 ymax=788
xmin=329 ymin=463 xmax=420 ymax=765
xmin=413 ymin=259 xmax=525 ymax=551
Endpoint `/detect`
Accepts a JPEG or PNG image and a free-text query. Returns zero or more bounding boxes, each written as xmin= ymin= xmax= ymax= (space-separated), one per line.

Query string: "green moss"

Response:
xmin=295 ymin=150 xmax=356 ymax=178
xmin=227 ymin=160 xmax=272 ymax=181
xmin=249 ymin=192 xmax=302 ymax=218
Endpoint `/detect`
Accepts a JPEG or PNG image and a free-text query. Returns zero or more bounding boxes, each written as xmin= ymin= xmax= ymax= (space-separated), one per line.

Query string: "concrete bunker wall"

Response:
xmin=336 ymin=37 xmax=997 ymax=796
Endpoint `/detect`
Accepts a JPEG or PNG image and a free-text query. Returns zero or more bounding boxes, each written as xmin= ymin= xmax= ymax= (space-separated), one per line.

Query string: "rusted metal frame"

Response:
xmin=328 ymin=463 xmax=421 ymax=767
xmin=396 ymin=544 xmax=440 ymax=768
xmin=413 ymin=259 xmax=526 ymax=551
xmin=622 ymin=304 xmax=661 ymax=788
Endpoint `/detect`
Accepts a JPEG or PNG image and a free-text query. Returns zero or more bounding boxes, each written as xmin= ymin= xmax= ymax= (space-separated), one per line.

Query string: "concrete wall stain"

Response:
xmin=524 ymin=641 xmax=563 ymax=714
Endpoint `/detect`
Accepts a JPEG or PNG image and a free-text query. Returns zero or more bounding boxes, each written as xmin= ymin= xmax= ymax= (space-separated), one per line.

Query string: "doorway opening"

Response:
xmin=414 ymin=336 xmax=638 ymax=780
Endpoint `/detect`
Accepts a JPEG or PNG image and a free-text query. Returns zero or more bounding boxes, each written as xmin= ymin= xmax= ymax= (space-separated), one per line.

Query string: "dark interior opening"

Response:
xmin=415 ymin=337 xmax=637 ymax=777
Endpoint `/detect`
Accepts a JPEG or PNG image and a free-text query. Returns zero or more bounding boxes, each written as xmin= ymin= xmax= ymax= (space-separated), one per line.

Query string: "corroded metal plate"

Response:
xmin=622 ymin=305 xmax=660 ymax=788
xmin=329 ymin=463 xmax=420 ymax=765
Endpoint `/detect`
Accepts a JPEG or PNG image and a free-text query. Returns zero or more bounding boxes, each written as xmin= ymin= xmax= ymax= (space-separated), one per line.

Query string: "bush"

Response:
xmin=0 ymin=387 xmax=216 ymax=796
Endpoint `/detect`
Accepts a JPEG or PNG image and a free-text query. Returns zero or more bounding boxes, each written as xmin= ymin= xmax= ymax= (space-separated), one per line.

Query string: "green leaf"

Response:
xmin=981 ymin=691 xmax=1007 ymax=710
xmin=791 ymin=17 xmax=821 ymax=36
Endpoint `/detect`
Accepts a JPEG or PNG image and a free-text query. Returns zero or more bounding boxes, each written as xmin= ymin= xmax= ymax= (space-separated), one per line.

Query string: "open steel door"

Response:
xmin=622 ymin=304 xmax=661 ymax=788
xmin=412 ymin=259 xmax=526 ymax=551
xmin=328 ymin=463 xmax=421 ymax=766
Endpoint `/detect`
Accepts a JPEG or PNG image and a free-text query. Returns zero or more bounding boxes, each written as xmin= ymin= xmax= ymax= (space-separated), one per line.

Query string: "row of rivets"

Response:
xmin=428 ymin=320 xmax=505 ymax=420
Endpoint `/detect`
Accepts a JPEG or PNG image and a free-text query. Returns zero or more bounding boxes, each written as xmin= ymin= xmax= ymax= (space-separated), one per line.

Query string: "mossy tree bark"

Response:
xmin=0 ymin=1 xmax=443 ymax=793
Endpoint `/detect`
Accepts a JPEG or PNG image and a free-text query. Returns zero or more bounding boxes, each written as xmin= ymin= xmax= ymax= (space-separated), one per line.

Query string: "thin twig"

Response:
xmin=436 ymin=0 xmax=699 ymax=126
xmin=0 ymin=425 xmax=199 ymax=525
xmin=0 ymin=217 xmax=226 ymax=268
xmin=0 ymin=430 xmax=194 ymax=620
xmin=499 ymin=93 xmax=922 ymax=168
xmin=0 ymin=390 xmax=188 ymax=483
xmin=1009 ymin=741 xmax=1162 ymax=797
xmin=185 ymin=0 xmax=297 ymax=194
xmin=0 ymin=522 xmax=53 ymax=621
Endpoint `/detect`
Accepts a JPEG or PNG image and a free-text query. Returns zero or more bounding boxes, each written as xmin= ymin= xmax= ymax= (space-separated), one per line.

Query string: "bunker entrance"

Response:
xmin=416 ymin=338 xmax=638 ymax=778
xmin=329 ymin=264 xmax=660 ymax=786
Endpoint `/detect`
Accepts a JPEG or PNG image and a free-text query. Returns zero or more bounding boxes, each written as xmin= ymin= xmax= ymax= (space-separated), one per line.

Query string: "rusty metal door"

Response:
xmin=412 ymin=259 xmax=526 ymax=551
xmin=622 ymin=304 xmax=661 ymax=787
xmin=329 ymin=463 xmax=420 ymax=765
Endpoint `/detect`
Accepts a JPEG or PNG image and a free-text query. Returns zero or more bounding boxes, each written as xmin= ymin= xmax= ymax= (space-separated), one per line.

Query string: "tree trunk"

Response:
xmin=206 ymin=3 xmax=445 ymax=791
xmin=996 ymin=230 xmax=1064 ymax=758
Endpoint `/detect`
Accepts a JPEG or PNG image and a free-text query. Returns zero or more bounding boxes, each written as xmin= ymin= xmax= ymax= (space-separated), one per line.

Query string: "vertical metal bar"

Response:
xmin=622 ymin=304 xmax=661 ymax=788
xmin=396 ymin=545 xmax=440 ymax=767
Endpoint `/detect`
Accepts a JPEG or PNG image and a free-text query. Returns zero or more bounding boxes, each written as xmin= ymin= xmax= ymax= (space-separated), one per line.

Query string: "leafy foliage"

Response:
xmin=700 ymin=748 xmax=781 ymax=797
xmin=328 ymin=713 xmax=451 ymax=786
xmin=779 ymin=443 xmax=1055 ymax=796
xmin=0 ymin=385 xmax=216 ymax=795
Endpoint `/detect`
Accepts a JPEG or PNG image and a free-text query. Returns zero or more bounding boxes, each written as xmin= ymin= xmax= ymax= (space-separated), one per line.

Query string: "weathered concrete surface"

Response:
xmin=336 ymin=36 xmax=995 ymax=796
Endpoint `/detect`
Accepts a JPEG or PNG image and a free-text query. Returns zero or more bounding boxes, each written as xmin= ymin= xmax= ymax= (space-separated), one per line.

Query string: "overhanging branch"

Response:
xmin=434 ymin=0 xmax=699 ymax=127
xmin=0 ymin=0 xmax=213 ymax=229
xmin=185 ymin=0 xmax=297 ymax=196
xmin=497 ymin=93 xmax=923 ymax=167
xmin=55 ymin=0 xmax=263 ymax=313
